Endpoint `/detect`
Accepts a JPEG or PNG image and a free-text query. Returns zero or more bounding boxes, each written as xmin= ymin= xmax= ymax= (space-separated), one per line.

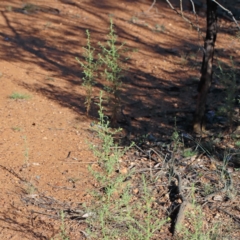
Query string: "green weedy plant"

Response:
xmin=202 ymin=183 xmax=214 ymax=196
xmin=98 ymin=19 xmax=125 ymax=124
xmin=59 ymin=211 xmax=69 ymax=240
xmin=76 ymin=30 xmax=98 ymax=115
xmin=51 ymin=211 xmax=69 ymax=240
xmin=76 ymin=20 xmax=127 ymax=122
xmin=177 ymin=204 xmax=220 ymax=240
xmin=127 ymin=175 xmax=167 ymax=240
xmin=23 ymin=136 xmax=29 ymax=166
xmin=176 ymin=186 xmax=220 ymax=240
xmin=171 ymin=117 xmax=182 ymax=163
xmin=183 ymin=148 xmax=197 ymax=158
xmin=153 ymin=24 xmax=165 ymax=33
xmin=12 ymin=126 xmax=22 ymax=132
xmin=235 ymin=141 xmax=240 ymax=148
xmin=85 ymin=92 xmax=167 ymax=239
xmin=23 ymin=180 xmax=37 ymax=195
xmin=85 ymin=92 xmax=133 ymax=239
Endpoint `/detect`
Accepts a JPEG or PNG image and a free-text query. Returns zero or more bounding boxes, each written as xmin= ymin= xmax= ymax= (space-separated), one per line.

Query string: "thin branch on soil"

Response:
xmin=188 ymin=0 xmax=203 ymax=46
xmin=170 ymin=166 xmax=192 ymax=236
xmin=133 ymin=167 xmax=162 ymax=174
xmin=64 ymin=162 xmax=97 ymax=164
xmin=165 ymin=0 xmax=204 ymax=42
xmin=134 ymin=144 xmax=165 ymax=163
xmin=146 ymin=0 xmax=156 ymax=13
xmin=0 ymin=164 xmax=28 ymax=183
xmin=211 ymin=0 xmax=240 ymax=30
xmin=47 ymin=183 xmax=77 ymax=191
xmin=80 ymin=230 xmax=89 ymax=238
xmin=30 ymin=210 xmax=59 ymax=219
xmin=218 ymin=208 xmax=240 ymax=223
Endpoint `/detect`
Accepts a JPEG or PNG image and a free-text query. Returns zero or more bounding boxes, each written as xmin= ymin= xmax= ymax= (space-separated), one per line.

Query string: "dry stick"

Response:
xmin=180 ymin=0 xmax=183 ymax=14
xmin=80 ymin=230 xmax=89 ymax=238
xmin=165 ymin=0 xmax=202 ymax=33
xmin=148 ymin=148 xmax=166 ymax=162
xmin=47 ymin=183 xmax=77 ymax=191
xmin=218 ymin=208 xmax=240 ymax=223
xmin=146 ymin=0 xmax=157 ymax=13
xmin=63 ymin=161 xmax=97 ymax=164
xmin=134 ymin=145 xmax=165 ymax=163
xmin=171 ymin=0 xmax=240 ymax=31
xmin=133 ymin=167 xmax=162 ymax=173
xmin=180 ymin=0 xmax=204 ymax=51
xmin=170 ymin=166 xmax=191 ymax=236
xmin=165 ymin=0 xmax=205 ymax=55
xmin=189 ymin=0 xmax=204 ymax=44
xmin=0 ymin=164 xmax=28 ymax=183
xmin=30 ymin=210 xmax=59 ymax=219
xmin=211 ymin=0 xmax=240 ymax=30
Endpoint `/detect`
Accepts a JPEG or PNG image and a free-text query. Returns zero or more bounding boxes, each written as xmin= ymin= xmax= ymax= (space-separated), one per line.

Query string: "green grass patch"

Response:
xmin=9 ymin=92 xmax=31 ymax=100
xmin=235 ymin=141 xmax=240 ymax=148
xmin=12 ymin=126 xmax=22 ymax=132
xmin=183 ymin=148 xmax=197 ymax=158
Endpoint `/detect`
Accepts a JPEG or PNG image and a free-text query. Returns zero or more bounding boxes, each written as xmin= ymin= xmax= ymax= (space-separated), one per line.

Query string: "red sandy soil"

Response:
xmin=0 ymin=0 xmax=239 ymax=239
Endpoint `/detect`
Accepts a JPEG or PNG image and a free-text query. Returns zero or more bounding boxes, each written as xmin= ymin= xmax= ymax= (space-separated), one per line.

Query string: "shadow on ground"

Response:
xmin=0 ymin=0 xmax=239 ymax=138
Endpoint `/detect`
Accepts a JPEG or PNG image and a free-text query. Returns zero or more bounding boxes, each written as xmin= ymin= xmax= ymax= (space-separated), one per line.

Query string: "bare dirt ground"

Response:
xmin=0 ymin=0 xmax=240 ymax=239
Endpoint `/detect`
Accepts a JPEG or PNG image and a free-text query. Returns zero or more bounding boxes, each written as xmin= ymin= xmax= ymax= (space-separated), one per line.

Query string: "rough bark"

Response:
xmin=193 ymin=0 xmax=218 ymax=134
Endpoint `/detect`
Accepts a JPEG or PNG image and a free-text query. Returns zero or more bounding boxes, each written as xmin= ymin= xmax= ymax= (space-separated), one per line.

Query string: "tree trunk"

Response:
xmin=193 ymin=0 xmax=218 ymax=134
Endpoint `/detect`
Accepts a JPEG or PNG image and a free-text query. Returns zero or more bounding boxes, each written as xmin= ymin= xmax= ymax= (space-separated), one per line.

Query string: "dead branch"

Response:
xmin=165 ymin=0 xmax=204 ymax=41
xmin=170 ymin=166 xmax=192 ymax=236
xmin=211 ymin=0 xmax=240 ymax=30
xmin=146 ymin=0 xmax=157 ymax=13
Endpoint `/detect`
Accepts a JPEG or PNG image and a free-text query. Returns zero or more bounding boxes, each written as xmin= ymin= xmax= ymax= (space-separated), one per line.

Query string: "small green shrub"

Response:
xmin=235 ymin=141 xmax=240 ymax=148
xmin=76 ymin=30 xmax=98 ymax=115
xmin=98 ymin=19 xmax=125 ymax=123
xmin=153 ymin=24 xmax=165 ymax=33
xmin=24 ymin=182 xmax=37 ymax=195
xmin=85 ymin=92 xmax=167 ymax=239
xmin=85 ymin=92 xmax=132 ymax=239
xmin=202 ymin=183 xmax=214 ymax=196
xmin=12 ymin=126 xmax=22 ymax=132
xmin=59 ymin=211 xmax=69 ymax=240
xmin=9 ymin=92 xmax=31 ymax=100
xmin=176 ymin=204 xmax=220 ymax=240
xmin=126 ymin=175 xmax=167 ymax=240
xmin=77 ymin=19 xmax=127 ymax=122
xmin=183 ymin=148 xmax=197 ymax=158
xmin=51 ymin=211 xmax=69 ymax=240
